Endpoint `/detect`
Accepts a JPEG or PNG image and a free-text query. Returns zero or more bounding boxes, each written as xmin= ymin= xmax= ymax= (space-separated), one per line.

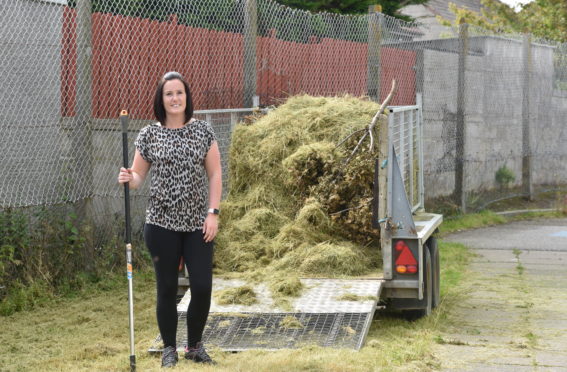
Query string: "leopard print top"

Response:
xmin=134 ymin=120 xmax=217 ymax=232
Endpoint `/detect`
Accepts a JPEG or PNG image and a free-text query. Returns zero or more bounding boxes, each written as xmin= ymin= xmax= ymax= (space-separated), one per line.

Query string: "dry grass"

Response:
xmin=0 ymin=238 xmax=468 ymax=372
xmin=214 ymin=286 xmax=258 ymax=306
xmin=0 ymin=281 xmax=441 ymax=372
xmin=335 ymin=293 xmax=378 ymax=302
xmin=214 ymin=95 xmax=384 ymax=294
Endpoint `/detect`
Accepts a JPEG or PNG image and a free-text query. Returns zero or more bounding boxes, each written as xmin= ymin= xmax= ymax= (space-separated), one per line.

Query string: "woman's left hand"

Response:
xmin=203 ymin=214 xmax=219 ymax=243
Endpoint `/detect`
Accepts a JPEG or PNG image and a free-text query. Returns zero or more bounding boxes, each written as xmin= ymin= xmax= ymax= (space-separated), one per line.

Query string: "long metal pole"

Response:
xmin=120 ymin=110 xmax=136 ymax=372
xmin=522 ymin=33 xmax=533 ymax=201
xmin=243 ymin=0 xmax=257 ymax=107
xmin=455 ymin=21 xmax=468 ymax=213
xmin=367 ymin=5 xmax=382 ymax=103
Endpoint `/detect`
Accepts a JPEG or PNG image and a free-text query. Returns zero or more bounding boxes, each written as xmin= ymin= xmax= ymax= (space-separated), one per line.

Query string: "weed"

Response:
xmin=524 ymin=331 xmax=538 ymax=347
xmin=434 ymin=335 xmax=446 ymax=344
xmin=516 ymin=262 xmax=525 ymax=275
xmin=495 ymin=165 xmax=516 ymax=188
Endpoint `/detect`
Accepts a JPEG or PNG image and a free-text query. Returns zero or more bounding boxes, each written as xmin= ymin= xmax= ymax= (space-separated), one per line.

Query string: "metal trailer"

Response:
xmin=378 ymin=99 xmax=443 ymax=319
xmin=152 ymin=100 xmax=442 ymax=352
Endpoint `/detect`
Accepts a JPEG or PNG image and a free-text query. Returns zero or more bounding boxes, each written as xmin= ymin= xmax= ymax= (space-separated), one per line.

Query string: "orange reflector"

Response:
xmin=396 ymin=265 xmax=407 ymax=274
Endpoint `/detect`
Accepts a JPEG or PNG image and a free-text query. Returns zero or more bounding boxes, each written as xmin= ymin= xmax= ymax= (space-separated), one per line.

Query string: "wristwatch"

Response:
xmin=208 ymin=208 xmax=220 ymax=215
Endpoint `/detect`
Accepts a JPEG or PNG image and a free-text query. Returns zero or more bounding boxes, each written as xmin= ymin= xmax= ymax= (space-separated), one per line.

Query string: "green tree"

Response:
xmin=274 ymin=0 xmax=429 ymax=20
xmin=440 ymin=0 xmax=567 ymax=90
xmin=439 ymin=0 xmax=567 ymax=42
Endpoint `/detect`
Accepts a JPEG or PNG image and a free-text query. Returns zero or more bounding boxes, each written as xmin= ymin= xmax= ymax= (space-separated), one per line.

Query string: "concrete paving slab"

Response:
xmin=444 ymin=219 xmax=567 ymax=251
xmin=536 ymin=367 xmax=567 ymax=372
xmin=443 ymin=365 xmax=535 ymax=372
xmin=435 ymin=344 xmax=533 ymax=369
xmin=436 ymin=219 xmax=567 ymax=372
xmin=534 ymin=350 xmax=567 ymax=369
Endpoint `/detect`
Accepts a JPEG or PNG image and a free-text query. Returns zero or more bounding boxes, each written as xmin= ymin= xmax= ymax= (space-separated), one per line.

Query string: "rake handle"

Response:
xmin=120 ymin=110 xmax=136 ymax=372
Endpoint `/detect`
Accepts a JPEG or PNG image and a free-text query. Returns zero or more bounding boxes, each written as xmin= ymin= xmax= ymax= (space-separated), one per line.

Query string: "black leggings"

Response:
xmin=144 ymin=223 xmax=213 ymax=349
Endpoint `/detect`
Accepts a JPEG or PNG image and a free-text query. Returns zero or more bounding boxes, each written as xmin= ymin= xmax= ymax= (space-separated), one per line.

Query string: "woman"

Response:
xmin=118 ymin=71 xmax=221 ymax=367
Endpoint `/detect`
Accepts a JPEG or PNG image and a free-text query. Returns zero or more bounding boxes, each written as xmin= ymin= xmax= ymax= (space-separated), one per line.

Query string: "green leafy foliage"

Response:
xmin=0 ymin=205 xmax=149 ymax=316
xmin=440 ymin=0 xmax=567 ymax=43
xmin=495 ymin=165 xmax=515 ymax=188
xmin=68 ymin=0 xmax=243 ymax=31
xmin=274 ymin=0 xmax=428 ymax=20
xmin=441 ymin=1 xmax=567 ymax=97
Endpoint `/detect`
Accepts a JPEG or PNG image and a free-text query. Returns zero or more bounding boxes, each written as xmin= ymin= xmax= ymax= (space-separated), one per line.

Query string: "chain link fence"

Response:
xmin=1 ymin=0 xmax=566 ymax=286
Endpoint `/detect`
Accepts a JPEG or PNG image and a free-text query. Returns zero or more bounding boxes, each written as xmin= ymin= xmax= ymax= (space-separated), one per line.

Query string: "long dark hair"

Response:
xmin=153 ymin=71 xmax=194 ymax=125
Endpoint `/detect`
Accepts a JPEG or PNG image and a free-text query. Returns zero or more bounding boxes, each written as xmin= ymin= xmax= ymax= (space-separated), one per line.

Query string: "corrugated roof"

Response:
xmin=423 ymin=0 xmax=483 ymax=21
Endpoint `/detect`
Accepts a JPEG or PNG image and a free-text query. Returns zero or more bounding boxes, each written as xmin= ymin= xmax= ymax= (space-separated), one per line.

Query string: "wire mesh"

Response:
xmin=1 ymin=0 xmax=567 ymax=275
xmin=389 ymin=106 xmax=422 ymax=211
xmin=149 ymin=312 xmax=371 ymax=351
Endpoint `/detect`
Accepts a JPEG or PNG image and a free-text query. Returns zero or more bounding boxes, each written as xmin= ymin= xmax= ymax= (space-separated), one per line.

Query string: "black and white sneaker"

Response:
xmin=184 ymin=342 xmax=216 ymax=364
xmin=161 ymin=345 xmax=178 ymax=368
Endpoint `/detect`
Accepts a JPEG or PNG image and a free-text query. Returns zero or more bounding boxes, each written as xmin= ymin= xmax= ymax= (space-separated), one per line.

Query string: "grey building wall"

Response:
xmin=0 ymin=0 xmax=65 ymax=206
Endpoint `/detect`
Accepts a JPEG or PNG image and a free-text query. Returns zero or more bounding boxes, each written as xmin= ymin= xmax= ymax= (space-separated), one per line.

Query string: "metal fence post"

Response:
xmin=522 ymin=33 xmax=533 ymax=201
xmin=75 ymin=0 xmax=94 ymax=268
xmin=243 ymin=0 xmax=258 ymax=108
xmin=455 ymin=21 xmax=468 ymax=213
xmin=367 ymin=5 xmax=382 ymax=103
xmin=75 ymin=0 xmax=93 ymax=202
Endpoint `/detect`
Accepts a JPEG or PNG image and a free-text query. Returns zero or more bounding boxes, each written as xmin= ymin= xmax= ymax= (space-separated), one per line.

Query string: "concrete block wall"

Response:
xmin=421 ymin=36 xmax=567 ymax=200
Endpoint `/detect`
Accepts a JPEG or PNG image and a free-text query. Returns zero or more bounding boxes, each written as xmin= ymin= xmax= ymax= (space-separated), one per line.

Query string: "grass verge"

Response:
xmin=439 ymin=209 xmax=565 ymax=237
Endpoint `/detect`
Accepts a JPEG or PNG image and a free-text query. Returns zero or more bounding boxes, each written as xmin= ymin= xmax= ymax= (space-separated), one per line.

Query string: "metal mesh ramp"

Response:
xmin=149 ymin=278 xmax=383 ymax=352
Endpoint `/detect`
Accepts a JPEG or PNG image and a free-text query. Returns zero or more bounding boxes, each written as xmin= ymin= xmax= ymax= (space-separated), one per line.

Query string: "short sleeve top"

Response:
xmin=134 ymin=120 xmax=217 ymax=232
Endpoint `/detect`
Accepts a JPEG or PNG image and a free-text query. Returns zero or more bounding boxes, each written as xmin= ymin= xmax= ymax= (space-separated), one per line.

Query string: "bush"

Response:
xmin=0 ymin=204 xmax=149 ymax=316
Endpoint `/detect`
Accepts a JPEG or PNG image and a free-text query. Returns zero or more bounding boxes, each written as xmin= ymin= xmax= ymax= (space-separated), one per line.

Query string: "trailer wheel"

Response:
xmin=428 ymin=236 xmax=440 ymax=309
xmin=403 ymin=248 xmax=432 ymax=320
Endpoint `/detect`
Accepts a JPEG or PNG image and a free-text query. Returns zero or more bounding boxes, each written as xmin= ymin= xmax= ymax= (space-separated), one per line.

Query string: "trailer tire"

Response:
xmin=428 ymin=236 xmax=440 ymax=309
xmin=403 ymin=248 xmax=432 ymax=320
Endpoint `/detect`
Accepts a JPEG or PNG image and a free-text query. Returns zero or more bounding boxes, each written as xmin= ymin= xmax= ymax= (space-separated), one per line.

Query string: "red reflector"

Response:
xmin=395 ymin=241 xmax=417 ymax=268
xmin=407 ymin=265 xmax=417 ymax=274
xmin=395 ymin=241 xmax=406 ymax=251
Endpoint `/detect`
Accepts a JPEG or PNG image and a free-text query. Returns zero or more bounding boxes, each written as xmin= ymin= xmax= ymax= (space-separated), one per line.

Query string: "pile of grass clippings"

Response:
xmin=269 ymin=276 xmax=303 ymax=297
xmin=215 ymin=95 xmax=385 ymax=297
xmin=335 ymin=293 xmax=378 ymax=302
xmin=279 ymin=315 xmax=304 ymax=329
xmin=214 ymin=286 xmax=258 ymax=306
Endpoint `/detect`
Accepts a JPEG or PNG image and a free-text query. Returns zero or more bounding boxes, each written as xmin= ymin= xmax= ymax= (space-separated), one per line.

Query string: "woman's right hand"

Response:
xmin=118 ymin=167 xmax=133 ymax=184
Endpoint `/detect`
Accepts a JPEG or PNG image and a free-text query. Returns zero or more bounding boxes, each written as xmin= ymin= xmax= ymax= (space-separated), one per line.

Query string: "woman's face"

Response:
xmin=162 ymin=79 xmax=186 ymax=117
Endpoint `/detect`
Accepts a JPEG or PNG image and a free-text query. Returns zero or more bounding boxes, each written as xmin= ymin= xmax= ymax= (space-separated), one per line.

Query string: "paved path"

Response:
xmin=435 ymin=218 xmax=567 ymax=371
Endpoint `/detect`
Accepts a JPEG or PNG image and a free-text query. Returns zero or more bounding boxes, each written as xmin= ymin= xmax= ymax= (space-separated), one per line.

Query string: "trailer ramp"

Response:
xmin=149 ymin=278 xmax=383 ymax=352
